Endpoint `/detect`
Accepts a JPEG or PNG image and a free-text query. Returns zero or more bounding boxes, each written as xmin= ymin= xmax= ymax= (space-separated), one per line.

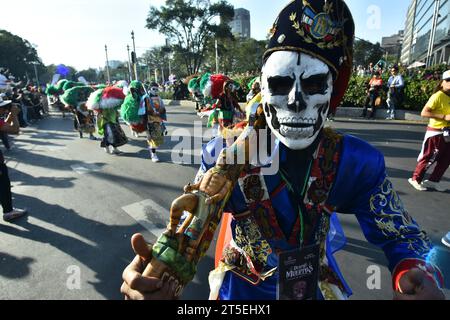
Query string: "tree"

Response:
xmin=146 ymin=0 xmax=235 ymax=75
xmin=0 ymin=29 xmax=45 ymax=81
xmin=77 ymin=68 xmax=100 ymax=83
xmin=353 ymin=38 xmax=384 ymax=67
xmin=204 ymin=37 xmax=266 ymax=74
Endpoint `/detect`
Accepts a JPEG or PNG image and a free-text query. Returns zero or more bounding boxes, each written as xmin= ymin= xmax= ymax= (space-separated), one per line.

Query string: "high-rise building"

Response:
xmin=229 ymin=8 xmax=251 ymax=39
xmin=382 ymin=30 xmax=404 ymax=58
xmin=400 ymin=0 xmax=417 ymax=65
xmin=401 ymin=0 xmax=450 ymax=66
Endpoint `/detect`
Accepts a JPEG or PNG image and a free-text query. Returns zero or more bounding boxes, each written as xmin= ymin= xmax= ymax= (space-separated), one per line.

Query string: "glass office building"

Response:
xmin=401 ymin=0 xmax=450 ymax=66
xmin=229 ymin=8 xmax=251 ymax=39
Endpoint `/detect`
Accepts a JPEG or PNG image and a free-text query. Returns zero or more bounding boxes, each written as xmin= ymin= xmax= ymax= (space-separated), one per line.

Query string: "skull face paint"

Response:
xmin=261 ymin=51 xmax=333 ymax=150
xmin=150 ymin=86 xmax=159 ymax=96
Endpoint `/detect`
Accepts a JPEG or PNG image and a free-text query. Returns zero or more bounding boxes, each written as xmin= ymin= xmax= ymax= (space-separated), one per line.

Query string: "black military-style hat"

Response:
xmin=264 ymin=0 xmax=355 ymax=111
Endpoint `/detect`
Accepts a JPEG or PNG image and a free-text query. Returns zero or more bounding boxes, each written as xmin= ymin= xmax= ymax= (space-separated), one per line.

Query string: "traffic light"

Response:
xmin=131 ymin=51 xmax=137 ymax=64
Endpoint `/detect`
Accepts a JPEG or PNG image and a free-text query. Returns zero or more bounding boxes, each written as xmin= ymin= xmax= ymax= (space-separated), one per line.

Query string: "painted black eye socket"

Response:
xmin=267 ymin=76 xmax=295 ymax=96
xmin=301 ymin=74 xmax=329 ymax=95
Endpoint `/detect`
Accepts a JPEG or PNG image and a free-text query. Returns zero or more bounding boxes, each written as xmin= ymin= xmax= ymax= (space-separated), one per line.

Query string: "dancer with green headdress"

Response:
xmin=87 ymin=85 xmax=127 ymax=154
xmin=60 ymin=85 xmax=97 ymax=140
xmin=120 ymin=81 xmax=166 ymax=162
xmin=120 ymin=80 xmax=147 ymax=138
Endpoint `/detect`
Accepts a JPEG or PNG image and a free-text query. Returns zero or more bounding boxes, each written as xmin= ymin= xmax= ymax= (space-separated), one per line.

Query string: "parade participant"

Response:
xmin=0 ymin=97 xmax=27 ymax=221
xmin=87 ymin=86 xmax=127 ymax=155
xmin=408 ymin=70 xmax=450 ymax=192
xmin=145 ymin=82 xmax=167 ymax=162
xmin=206 ymin=79 xmax=244 ymax=136
xmin=187 ymin=75 xmax=204 ymax=112
xmin=60 ymin=85 xmax=97 ymax=140
xmin=246 ymin=77 xmax=261 ymax=102
xmin=121 ymin=0 xmax=444 ymax=300
xmin=120 ymin=80 xmax=147 ymax=138
xmin=46 ymin=79 xmax=69 ymax=117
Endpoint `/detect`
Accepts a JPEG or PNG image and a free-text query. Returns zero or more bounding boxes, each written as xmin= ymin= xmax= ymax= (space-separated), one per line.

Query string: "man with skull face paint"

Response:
xmin=120 ymin=0 xmax=444 ymax=300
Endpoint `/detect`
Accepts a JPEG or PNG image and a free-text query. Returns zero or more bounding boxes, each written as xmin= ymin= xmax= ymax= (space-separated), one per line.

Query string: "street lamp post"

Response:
xmin=146 ymin=59 xmax=151 ymax=82
xmin=30 ymin=43 xmax=40 ymax=89
xmin=105 ymin=45 xmax=111 ymax=84
xmin=127 ymin=45 xmax=133 ymax=82
xmin=215 ymin=39 xmax=219 ymax=74
xmin=32 ymin=62 xmax=40 ymax=89
xmin=131 ymin=31 xmax=139 ymax=80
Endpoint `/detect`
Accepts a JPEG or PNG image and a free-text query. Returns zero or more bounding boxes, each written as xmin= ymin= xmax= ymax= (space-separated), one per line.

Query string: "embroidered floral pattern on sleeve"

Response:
xmin=369 ymin=178 xmax=432 ymax=258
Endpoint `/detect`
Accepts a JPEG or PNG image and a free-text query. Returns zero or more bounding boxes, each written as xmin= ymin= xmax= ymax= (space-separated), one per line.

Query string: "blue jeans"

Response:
xmin=386 ymin=93 xmax=398 ymax=119
xmin=20 ymin=103 xmax=29 ymax=125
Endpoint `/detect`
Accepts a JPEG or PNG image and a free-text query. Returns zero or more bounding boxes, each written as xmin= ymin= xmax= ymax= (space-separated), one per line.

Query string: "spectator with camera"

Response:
xmin=0 ymin=95 xmax=27 ymax=222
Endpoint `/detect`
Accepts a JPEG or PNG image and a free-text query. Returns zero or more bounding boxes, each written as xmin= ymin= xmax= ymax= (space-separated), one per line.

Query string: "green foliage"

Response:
xmin=0 ymin=29 xmax=45 ymax=81
xmin=159 ymin=91 xmax=175 ymax=99
xmin=229 ymin=73 xmax=259 ymax=102
xmin=342 ymin=66 xmax=445 ymax=111
xmin=353 ymin=38 xmax=384 ymax=67
xmin=403 ymin=79 xmax=438 ymax=110
xmin=146 ymin=0 xmax=235 ymax=75
xmin=76 ymin=68 xmax=100 ymax=83
xmin=204 ymin=37 xmax=266 ymax=75
xmin=342 ymin=75 xmax=370 ymax=108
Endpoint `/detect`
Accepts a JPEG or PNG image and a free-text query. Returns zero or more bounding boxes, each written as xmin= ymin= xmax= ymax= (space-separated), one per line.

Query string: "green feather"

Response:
xmin=120 ymin=93 xmax=141 ymax=124
xmin=55 ymin=79 xmax=69 ymax=92
xmin=60 ymin=86 xmax=94 ymax=107
xmin=62 ymin=81 xmax=85 ymax=92
xmin=45 ymin=85 xmax=59 ymax=96
xmin=199 ymin=72 xmax=212 ymax=92
xmin=188 ymin=77 xmax=200 ymax=91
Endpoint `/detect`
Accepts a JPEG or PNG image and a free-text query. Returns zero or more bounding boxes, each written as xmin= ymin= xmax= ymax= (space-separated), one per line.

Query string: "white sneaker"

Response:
xmin=151 ymin=153 xmax=160 ymax=163
xmin=111 ymin=148 xmax=122 ymax=155
xmin=3 ymin=208 xmax=27 ymax=222
xmin=422 ymin=180 xmax=447 ymax=192
xmin=104 ymin=147 xmax=111 ymax=154
xmin=408 ymin=178 xmax=427 ymax=191
xmin=442 ymin=232 xmax=450 ymax=248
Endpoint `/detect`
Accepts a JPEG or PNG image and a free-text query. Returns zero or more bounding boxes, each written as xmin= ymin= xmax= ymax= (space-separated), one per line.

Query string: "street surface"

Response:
xmin=0 ymin=106 xmax=449 ymax=300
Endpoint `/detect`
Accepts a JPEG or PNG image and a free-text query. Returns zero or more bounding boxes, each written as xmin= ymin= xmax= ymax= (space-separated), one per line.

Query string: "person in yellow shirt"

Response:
xmin=408 ymin=70 xmax=450 ymax=192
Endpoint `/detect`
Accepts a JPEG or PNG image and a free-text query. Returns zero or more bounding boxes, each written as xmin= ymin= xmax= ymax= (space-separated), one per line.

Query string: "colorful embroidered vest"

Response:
xmin=218 ymin=128 xmax=347 ymax=298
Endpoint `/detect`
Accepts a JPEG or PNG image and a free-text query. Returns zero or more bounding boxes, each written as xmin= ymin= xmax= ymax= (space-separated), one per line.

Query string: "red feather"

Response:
xmin=210 ymin=74 xmax=229 ymax=99
xmin=102 ymin=86 xmax=125 ymax=100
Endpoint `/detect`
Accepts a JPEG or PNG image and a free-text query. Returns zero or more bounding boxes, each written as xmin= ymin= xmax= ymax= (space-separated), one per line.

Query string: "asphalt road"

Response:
xmin=0 ymin=106 xmax=448 ymax=300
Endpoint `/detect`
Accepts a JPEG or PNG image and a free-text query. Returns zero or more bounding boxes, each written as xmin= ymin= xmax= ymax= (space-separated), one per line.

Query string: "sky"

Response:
xmin=1 ymin=0 xmax=410 ymax=71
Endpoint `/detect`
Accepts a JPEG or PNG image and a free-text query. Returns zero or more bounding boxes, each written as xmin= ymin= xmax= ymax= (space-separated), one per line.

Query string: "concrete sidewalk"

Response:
xmin=163 ymin=99 xmax=427 ymax=122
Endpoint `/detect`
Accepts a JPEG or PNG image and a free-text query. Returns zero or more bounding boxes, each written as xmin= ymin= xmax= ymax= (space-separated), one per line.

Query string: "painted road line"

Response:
xmin=45 ymin=145 xmax=68 ymax=151
xmin=70 ymin=163 xmax=102 ymax=175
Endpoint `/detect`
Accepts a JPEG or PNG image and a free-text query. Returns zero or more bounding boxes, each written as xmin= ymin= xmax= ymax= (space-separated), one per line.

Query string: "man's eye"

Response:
xmin=267 ymin=76 xmax=295 ymax=96
xmin=301 ymin=74 xmax=328 ymax=95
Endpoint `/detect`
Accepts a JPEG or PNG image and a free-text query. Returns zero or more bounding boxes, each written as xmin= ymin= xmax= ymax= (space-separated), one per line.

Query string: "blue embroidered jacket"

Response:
xmin=199 ymin=129 xmax=441 ymax=300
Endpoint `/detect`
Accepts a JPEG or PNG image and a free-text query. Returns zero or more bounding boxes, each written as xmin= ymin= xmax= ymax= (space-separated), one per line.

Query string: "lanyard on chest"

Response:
xmin=279 ymin=159 xmax=313 ymax=248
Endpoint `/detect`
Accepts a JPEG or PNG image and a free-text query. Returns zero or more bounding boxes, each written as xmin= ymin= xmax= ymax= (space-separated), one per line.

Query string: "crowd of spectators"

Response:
xmin=0 ymin=68 xmax=49 ymax=150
